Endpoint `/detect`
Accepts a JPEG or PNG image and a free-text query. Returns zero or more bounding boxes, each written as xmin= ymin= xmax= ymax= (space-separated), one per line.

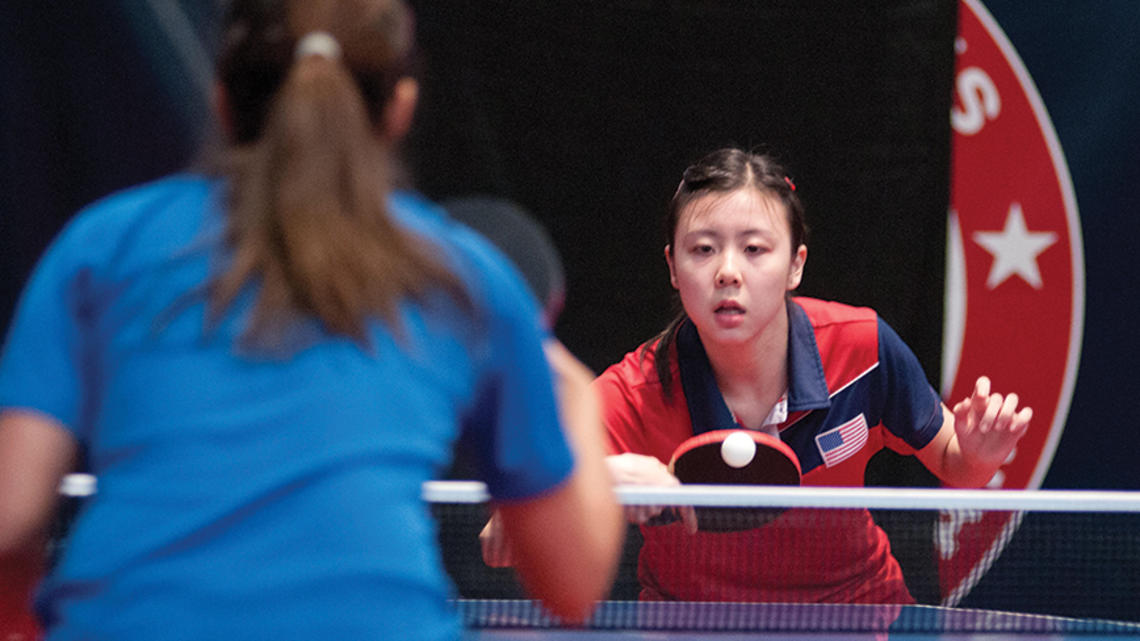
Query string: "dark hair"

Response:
xmin=644 ymin=148 xmax=809 ymax=395
xmin=209 ymin=0 xmax=468 ymax=347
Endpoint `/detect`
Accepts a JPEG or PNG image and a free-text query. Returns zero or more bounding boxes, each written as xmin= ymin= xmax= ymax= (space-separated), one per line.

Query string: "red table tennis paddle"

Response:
xmin=649 ymin=429 xmax=802 ymax=531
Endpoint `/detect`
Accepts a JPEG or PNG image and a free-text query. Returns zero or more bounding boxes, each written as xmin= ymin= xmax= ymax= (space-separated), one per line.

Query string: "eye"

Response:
xmin=744 ymin=244 xmax=768 ymax=255
xmin=691 ymin=244 xmax=715 ymax=256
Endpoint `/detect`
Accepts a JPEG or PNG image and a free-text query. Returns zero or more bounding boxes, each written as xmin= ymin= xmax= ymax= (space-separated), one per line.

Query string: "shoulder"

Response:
xmin=595 ymin=339 xmax=693 ymax=458
xmin=32 ymin=174 xmax=216 ymax=283
xmin=389 ymin=190 xmax=523 ymax=283
xmin=66 ymin=174 xmax=213 ymax=238
xmin=388 ymin=190 xmax=451 ymax=228
xmin=597 ymin=341 xmax=661 ymax=387
xmin=795 ymin=297 xmax=879 ymax=343
xmin=50 ymin=174 xmax=215 ymax=260
xmin=388 ymin=191 xmax=547 ymax=359
xmin=793 ymin=296 xmax=880 ymax=380
xmin=594 ymin=339 xmax=675 ymax=409
xmin=793 ymin=296 xmax=878 ymax=328
xmin=793 ymin=297 xmax=880 ymax=353
xmin=391 ymin=190 xmax=537 ymax=301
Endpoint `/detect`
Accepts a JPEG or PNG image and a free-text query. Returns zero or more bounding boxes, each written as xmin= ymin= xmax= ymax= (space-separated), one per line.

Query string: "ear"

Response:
xmin=212 ymin=81 xmax=235 ymax=142
xmin=787 ymin=244 xmax=807 ymax=290
xmin=664 ymin=245 xmax=679 ymax=289
xmin=381 ymin=77 xmax=419 ymax=142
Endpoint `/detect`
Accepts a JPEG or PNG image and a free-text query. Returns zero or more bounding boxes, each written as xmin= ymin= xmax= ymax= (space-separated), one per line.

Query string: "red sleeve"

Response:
xmin=593 ymin=363 xmax=646 ymax=455
xmin=593 ymin=346 xmax=692 ymax=464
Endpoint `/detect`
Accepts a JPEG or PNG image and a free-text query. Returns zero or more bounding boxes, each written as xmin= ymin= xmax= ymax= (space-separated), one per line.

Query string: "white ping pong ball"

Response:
xmin=720 ymin=431 xmax=756 ymax=468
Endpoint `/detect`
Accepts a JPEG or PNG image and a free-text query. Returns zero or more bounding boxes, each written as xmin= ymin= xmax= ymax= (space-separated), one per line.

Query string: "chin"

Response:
xmin=695 ymin=323 xmax=756 ymax=346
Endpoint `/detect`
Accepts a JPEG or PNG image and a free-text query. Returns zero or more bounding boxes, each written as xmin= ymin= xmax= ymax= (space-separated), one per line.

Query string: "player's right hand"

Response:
xmin=604 ymin=453 xmax=697 ymax=534
xmin=479 ymin=511 xmax=513 ymax=567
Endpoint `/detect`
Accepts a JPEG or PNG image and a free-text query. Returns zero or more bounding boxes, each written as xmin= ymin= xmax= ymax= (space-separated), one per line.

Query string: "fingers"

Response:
xmin=995 ymin=393 xmax=1020 ymax=434
xmin=983 ymin=392 xmax=1033 ymax=437
xmin=1012 ymin=406 xmax=1033 ymax=436
xmin=624 ymin=504 xmax=666 ymax=524
xmin=677 ymin=505 xmax=699 ymax=535
xmin=970 ymin=376 xmax=991 ymax=421
xmin=960 ymin=377 xmax=1033 ymax=435
xmin=479 ymin=513 xmax=513 ymax=568
xmin=625 ymin=504 xmax=698 ymax=534
xmin=606 ymin=453 xmax=692 ymax=529
xmin=955 ymin=376 xmax=1034 ymax=453
xmin=605 ymin=453 xmax=678 ymax=487
xmin=953 ymin=397 xmax=972 ymax=433
xmin=953 ymin=376 xmax=994 ymax=436
xmin=974 ymin=375 xmax=991 ymax=399
xmin=977 ymin=393 xmax=1003 ymax=434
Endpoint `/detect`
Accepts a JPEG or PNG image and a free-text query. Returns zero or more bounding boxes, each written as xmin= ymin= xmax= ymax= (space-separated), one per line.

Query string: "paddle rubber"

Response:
xmin=650 ymin=429 xmax=802 ymax=531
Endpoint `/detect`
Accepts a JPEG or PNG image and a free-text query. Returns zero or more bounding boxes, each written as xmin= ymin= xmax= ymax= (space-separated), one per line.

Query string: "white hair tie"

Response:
xmin=294 ymin=31 xmax=341 ymax=61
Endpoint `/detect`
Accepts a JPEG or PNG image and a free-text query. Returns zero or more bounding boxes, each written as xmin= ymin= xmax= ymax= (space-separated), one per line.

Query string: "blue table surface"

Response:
xmin=458 ymin=600 xmax=1140 ymax=640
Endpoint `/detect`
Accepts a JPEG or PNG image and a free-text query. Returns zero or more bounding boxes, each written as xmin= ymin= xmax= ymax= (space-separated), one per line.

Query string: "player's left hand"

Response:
xmin=951 ymin=376 xmax=1033 ymax=469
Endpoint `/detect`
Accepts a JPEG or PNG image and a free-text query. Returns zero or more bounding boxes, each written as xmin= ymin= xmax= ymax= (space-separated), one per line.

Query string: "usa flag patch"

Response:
xmin=815 ymin=413 xmax=869 ymax=468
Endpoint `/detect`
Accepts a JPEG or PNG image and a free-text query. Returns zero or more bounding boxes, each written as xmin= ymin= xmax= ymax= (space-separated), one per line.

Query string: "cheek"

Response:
xmin=672 ymin=270 xmax=690 ymax=294
xmin=671 ymin=260 xmax=701 ymax=288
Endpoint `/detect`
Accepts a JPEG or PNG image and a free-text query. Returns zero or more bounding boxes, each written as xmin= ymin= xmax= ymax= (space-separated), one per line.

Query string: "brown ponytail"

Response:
xmin=210 ymin=0 xmax=468 ymax=347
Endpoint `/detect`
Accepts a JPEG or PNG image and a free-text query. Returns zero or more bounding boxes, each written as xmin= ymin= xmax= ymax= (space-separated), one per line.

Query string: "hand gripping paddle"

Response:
xmin=649 ymin=429 xmax=802 ymax=531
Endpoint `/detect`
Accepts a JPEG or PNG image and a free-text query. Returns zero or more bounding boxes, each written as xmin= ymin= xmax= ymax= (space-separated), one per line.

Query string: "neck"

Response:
xmin=701 ymin=303 xmax=790 ymax=400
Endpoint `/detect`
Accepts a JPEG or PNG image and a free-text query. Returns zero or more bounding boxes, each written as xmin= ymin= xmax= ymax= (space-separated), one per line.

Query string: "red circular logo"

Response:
xmin=937 ymin=0 xmax=1084 ymax=604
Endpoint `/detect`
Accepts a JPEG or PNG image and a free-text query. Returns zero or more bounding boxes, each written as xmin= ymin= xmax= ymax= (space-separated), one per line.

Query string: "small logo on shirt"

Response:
xmin=815 ymin=414 xmax=868 ymax=467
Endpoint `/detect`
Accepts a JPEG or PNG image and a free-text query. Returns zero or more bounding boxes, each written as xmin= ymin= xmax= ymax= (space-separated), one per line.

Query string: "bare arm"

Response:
xmin=493 ymin=341 xmax=623 ymax=623
xmin=0 ymin=410 xmax=77 ymax=558
xmin=916 ymin=376 xmax=1032 ymax=488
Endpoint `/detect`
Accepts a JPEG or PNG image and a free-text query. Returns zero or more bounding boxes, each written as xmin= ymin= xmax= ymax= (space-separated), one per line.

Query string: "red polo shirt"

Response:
xmin=596 ymin=298 xmax=944 ymax=603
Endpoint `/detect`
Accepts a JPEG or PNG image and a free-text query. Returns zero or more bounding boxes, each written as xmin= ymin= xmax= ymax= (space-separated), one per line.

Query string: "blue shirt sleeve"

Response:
xmin=0 ymin=220 xmax=94 ymax=435
xmin=876 ymin=318 xmax=944 ymax=450
xmin=392 ymin=192 xmax=575 ymax=501
xmin=462 ymin=232 xmax=575 ymax=501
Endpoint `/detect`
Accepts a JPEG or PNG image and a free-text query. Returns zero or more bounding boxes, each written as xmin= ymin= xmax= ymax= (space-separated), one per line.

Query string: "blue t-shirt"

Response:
xmin=0 ymin=175 xmax=574 ymax=640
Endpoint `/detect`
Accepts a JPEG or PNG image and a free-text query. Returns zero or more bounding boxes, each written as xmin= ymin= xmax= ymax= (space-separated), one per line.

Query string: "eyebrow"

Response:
xmin=681 ymin=228 xmax=777 ymax=241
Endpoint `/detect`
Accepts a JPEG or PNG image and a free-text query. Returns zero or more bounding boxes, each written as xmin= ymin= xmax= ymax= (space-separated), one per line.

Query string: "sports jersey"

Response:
xmin=596 ymin=297 xmax=944 ymax=603
xmin=0 ymin=175 xmax=573 ymax=641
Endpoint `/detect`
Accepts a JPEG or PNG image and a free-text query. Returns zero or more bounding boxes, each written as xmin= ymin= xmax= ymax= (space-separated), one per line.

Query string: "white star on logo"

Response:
xmin=972 ymin=203 xmax=1057 ymax=289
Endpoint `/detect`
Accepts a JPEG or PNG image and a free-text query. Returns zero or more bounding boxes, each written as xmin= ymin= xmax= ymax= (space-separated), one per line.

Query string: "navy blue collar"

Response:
xmin=677 ymin=299 xmax=831 ymax=436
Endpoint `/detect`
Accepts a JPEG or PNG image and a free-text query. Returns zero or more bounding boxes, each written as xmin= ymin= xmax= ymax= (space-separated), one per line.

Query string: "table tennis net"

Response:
xmin=428 ymin=481 xmax=1140 ymax=634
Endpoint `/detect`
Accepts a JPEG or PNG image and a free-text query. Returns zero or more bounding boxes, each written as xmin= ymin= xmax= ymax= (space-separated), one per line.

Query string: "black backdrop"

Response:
xmin=1 ymin=1 xmax=955 ymax=382
xmin=404 ymin=1 xmax=954 ymax=381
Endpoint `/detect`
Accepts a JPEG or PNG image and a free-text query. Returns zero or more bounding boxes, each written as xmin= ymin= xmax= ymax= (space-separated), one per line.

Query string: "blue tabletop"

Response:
xmin=459 ymin=600 xmax=1140 ymax=640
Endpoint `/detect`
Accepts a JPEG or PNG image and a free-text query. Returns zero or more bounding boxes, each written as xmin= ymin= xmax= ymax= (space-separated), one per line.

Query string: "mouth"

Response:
xmin=715 ymin=301 xmax=745 ymax=315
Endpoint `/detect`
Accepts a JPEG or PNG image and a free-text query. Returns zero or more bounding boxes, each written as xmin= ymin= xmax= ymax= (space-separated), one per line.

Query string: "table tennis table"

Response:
xmin=458 ymin=599 xmax=1140 ymax=640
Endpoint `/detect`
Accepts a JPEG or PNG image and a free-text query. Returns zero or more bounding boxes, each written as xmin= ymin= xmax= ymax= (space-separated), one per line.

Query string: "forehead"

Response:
xmin=677 ymin=188 xmax=789 ymax=236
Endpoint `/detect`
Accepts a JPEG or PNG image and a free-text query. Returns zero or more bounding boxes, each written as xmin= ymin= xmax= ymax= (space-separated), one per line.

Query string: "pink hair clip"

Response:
xmin=783 ymin=176 xmax=796 ymax=192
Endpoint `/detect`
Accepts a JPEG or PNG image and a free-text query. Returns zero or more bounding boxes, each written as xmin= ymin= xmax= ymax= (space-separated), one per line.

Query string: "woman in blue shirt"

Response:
xmin=0 ymin=1 xmax=622 ymax=639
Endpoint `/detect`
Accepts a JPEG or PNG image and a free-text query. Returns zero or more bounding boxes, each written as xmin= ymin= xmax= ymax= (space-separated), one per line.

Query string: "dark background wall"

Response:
xmin=1 ymin=1 xmax=955 ymax=386
xmin=403 ymin=1 xmax=952 ymax=385
xmin=979 ymin=0 xmax=1140 ymax=491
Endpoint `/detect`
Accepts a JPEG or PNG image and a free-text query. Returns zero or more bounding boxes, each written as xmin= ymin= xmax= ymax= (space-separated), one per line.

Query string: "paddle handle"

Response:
xmin=645 ymin=508 xmax=679 ymax=527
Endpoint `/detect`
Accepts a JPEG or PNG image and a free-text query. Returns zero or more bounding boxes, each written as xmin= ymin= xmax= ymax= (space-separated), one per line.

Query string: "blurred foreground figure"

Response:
xmin=0 ymin=2 xmax=621 ymax=639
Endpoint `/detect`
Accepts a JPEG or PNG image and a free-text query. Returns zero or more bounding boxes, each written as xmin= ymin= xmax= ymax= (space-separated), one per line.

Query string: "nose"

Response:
xmin=715 ymin=252 xmax=742 ymax=287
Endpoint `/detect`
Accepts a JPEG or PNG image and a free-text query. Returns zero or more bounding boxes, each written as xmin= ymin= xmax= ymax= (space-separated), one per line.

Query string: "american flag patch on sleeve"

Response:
xmin=815 ymin=413 xmax=869 ymax=467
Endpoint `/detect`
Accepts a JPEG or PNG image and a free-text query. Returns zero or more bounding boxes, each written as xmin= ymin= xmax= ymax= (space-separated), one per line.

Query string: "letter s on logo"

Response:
xmin=952 ymin=66 xmax=1001 ymax=135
